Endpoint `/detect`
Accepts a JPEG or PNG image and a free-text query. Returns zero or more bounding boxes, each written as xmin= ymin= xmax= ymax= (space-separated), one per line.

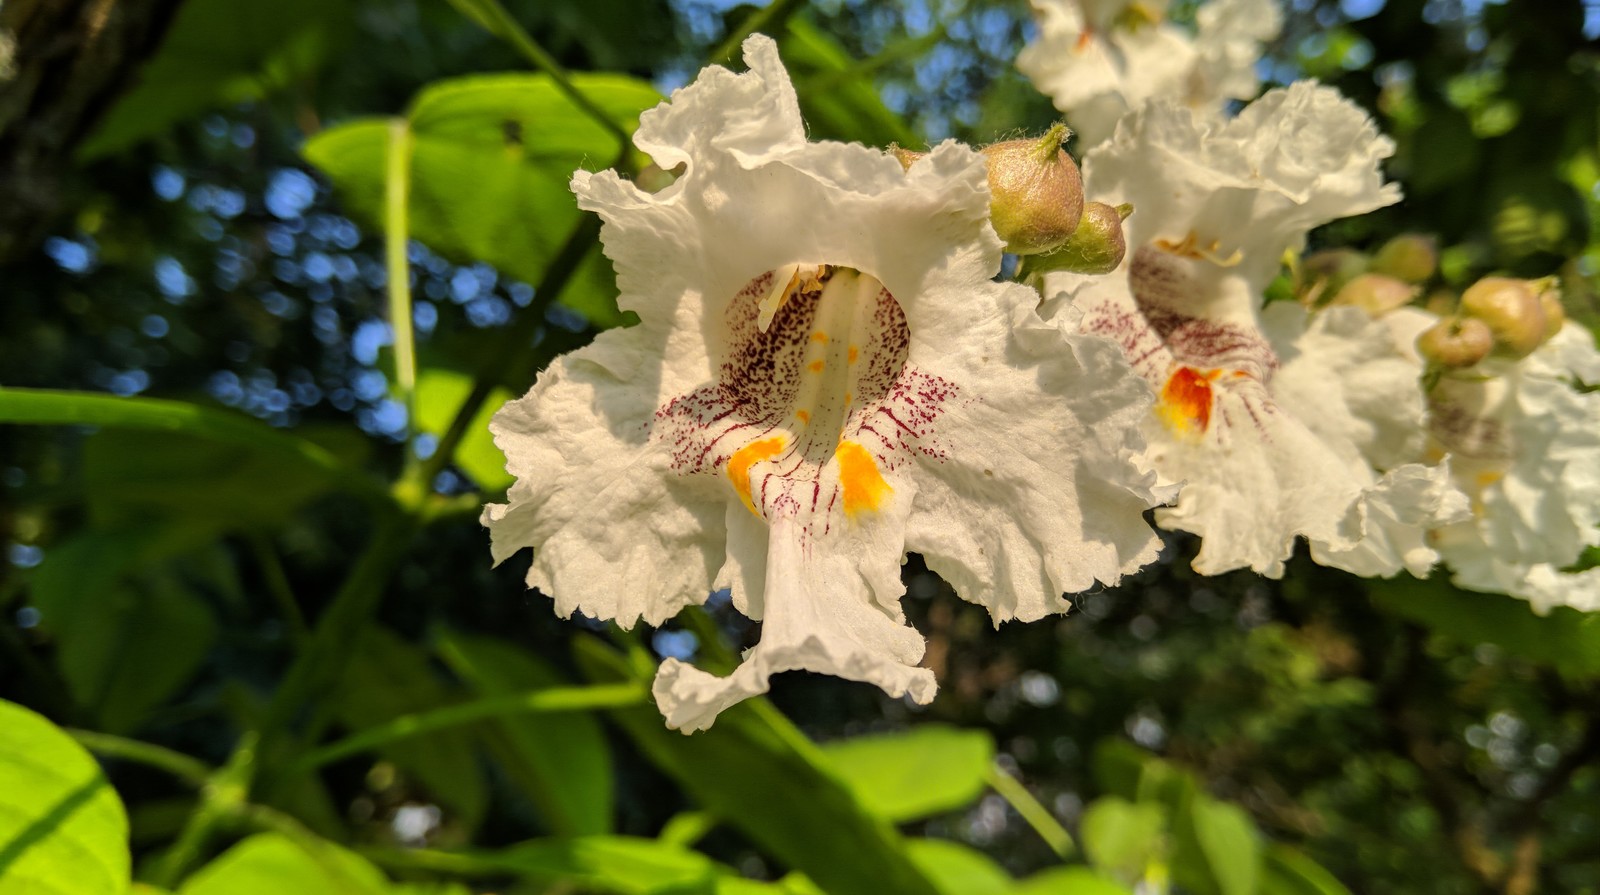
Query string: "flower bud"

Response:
xmin=1537 ymin=280 xmax=1565 ymax=344
xmin=1028 ymin=202 xmax=1129 ymax=275
xmin=1330 ymin=273 xmax=1418 ymax=317
xmin=1369 ymin=234 xmax=1438 ymax=284
xmin=1459 ymin=276 xmax=1547 ymax=359
xmin=981 ymin=124 xmax=1085 ymax=255
xmin=1299 ymin=249 xmax=1368 ymax=304
xmin=1417 ymin=316 xmax=1493 ymax=369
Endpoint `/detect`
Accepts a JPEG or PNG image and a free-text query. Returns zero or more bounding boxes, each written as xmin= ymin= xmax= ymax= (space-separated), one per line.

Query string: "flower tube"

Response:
xmin=484 ymin=36 xmax=1170 ymax=731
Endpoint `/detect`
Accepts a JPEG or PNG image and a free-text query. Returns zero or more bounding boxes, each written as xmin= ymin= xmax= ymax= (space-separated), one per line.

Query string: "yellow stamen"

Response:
xmin=1155 ymin=231 xmax=1244 ymax=267
xmin=837 ymin=441 xmax=892 ymax=517
xmin=728 ymin=437 xmax=787 ymax=516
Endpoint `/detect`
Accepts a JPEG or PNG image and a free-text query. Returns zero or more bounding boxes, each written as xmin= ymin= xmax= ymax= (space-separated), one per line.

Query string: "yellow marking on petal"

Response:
xmin=848 ymin=345 xmax=859 ymax=363
xmin=1155 ymin=231 xmax=1243 ymax=267
xmin=728 ymin=437 xmax=787 ymax=516
xmin=795 ymin=410 xmax=811 ymax=424
xmin=1157 ymin=366 xmax=1219 ymax=438
xmin=837 ymin=441 xmax=892 ymax=517
xmin=808 ymin=359 xmax=825 ymax=373
xmin=811 ymin=331 xmax=829 ymax=343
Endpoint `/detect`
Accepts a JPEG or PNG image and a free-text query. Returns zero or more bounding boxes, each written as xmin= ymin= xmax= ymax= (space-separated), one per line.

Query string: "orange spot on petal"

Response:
xmin=1158 ymin=366 xmax=1214 ymax=437
xmin=728 ymin=436 xmax=786 ymax=516
xmin=811 ymin=331 xmax=829 ymax=343
xmin=837 ymin=441 xmax=892 ymax=517
xmin=848 ymin=345 xmax=859 ymax=363
xmin=808 ymin=360 xmax=825 ymax=373
xmin=795 ymin=409 xmax=810 ymax=424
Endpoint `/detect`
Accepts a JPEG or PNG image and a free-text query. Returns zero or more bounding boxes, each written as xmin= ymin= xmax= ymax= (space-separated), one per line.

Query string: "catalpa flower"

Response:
xmin=1016 ymin=0 xmax=1281 ymax=147
xmin=483 ymin=36 xmax=1168 ymax=732
xmin=1421 ymin=317 xmax=1600 ymax=612
xmin=1046 ymin=83 xmax=1468 ymax=577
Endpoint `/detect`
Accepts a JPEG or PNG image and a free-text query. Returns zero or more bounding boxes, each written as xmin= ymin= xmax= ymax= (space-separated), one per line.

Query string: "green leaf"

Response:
xmin=177 ymin=833 xmax=389 ymax=895
xmin=905 ymin=840 xmax=1011 ymax=895
xmin=573 ymin=638 xmax=943 ymax=895
xmin=1079 ymin=797 xmax=1165 ymax=881
xmin=413 ymin=368 xmax=513 ymax=491
xmin=303 ymin=73 xmax=661 ymax=328
xmin=1259 ymin=845 xmax=1352 ymax=895
xmin=334 ymin=628 xmax=489 ymax=831
xmin=1173 ymin=797 xmax=1260 ymax=895
xmin=0 ymin=700 xmax=131 ymax=895
xmin=819 ymin=725 xmax=994 ymax=822
xmin=1011 ymin=867 xmax=1137 ymax=895
xmin=780 ymin=19 xmax=917 ymax=148
xmin=0 ymin=389 xmax=372 ymax=500
xmin=436 ymin=631 xmax=613 ymax=836
xmin=82 ymin=426 xmax=366 ymax=530
xmin=30 ymin=530 xmax=218 ymax=733
xmin=80 ymin=0 xmax=354 ymax=159
xmin=486 ymin=836 xmax=718 ymax=893
xmin=1368 ymin=574 xmax=1600 ymax=677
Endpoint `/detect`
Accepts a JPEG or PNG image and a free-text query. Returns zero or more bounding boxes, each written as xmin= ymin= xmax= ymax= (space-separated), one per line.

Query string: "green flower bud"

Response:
xmin=1330 ymin=273 xmax=1419 ymax=317
xmin=1028 ymin=201 xmax=1130 ymax=276
xmin=1459 ymin=276 xmax=1548 ymax=359
xmin=1369 ymin=233 xmax=1438 ymax=284
xmin=981 ymin=124 xmax=1085 ymax=255
xmin=1299 ymin=248 xmax=1368 ymax=304
xmin=1417 ymin=316 xmax=1493 ymax=369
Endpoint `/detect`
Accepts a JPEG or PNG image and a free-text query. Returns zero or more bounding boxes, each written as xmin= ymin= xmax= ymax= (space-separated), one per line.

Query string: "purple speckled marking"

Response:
xmin=652 ymin=268 xmax=960 ymax=524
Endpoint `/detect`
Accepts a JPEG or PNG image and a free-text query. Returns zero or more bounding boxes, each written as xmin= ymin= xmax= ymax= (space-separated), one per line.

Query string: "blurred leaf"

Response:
xmin=81 ymin=0 xmax=354 ymax=159
xmin=1400 ymin=109 xmax=1479 ymax=196
xmin=906 ymin=840 xmax=1011 ymax=895
xmin=31 ymin=530 xmax=218 ymax=733
xmin=413 ymin=368 xmax=513 ymax=491
xmin=1369 ymin=574 xmax=1600 ymax=677
xmin=1173 ymin=798 xmax=1259 ymax=895
xmin=819 ymin=725 xmax=994 ymax=822
xmin=1079 ymin=797 xmax=1165 ymax=881
xmin=303 ymin=73 xmax=661 ymax=328
xmin=0 ymin=390 xmax=370 ymax=498
xmin=436 ymin=630 xmax=613 ymax=836
xmin=1259 ymin=845 xmax=1353 ymax=895
xmin=573 ymin=638 xmax=943 ymax=895
xmin=83 ymin=426 xmax=366 ymax=530
xmin=484 ymin=836 xmax=719 ymax=892
xmin=1010 ymin=867 xmax=1136 ymax=894
xmin=334 ymin=627 xmax=489 ymax=831
xmin=0 ymin=700 xmax=130 ymax=894
xmin=781 ymin=19 xmax=917 ymax=148
xmin=177 ymin=833 xmax=389 ymax=895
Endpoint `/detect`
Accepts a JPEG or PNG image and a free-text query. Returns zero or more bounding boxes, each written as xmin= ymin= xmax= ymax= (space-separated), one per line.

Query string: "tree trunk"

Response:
xmin=0 ymin=0 xmax=182 ymax=263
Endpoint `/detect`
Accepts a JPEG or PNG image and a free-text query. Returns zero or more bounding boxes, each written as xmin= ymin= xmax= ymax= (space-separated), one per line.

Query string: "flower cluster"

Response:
xmin=486 ymin=18 xmax=1600 ymax=731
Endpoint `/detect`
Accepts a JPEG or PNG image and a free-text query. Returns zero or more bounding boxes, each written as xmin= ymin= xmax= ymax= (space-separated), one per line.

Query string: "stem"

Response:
xmin=287 ymin=682 xmax=646 ymax=774
xmin=414 ymin=213 xmax=601 ymax=489
xmin=443 ymin=0 xmax=628 ymax=144
xmin=250 ymin=535 xmax=307 ymax=644
xmin=69 ymin=729 xmax=213 ymax=787
xmin=708 ymin=0 xmax=809 ymax=64
xmin=385 ymin=118 xmax=417 ymax=417
xmin=255 ymin=513 xmax=419 ymax=776
xmin=986 ymin=762 xmax=1077 ymax=860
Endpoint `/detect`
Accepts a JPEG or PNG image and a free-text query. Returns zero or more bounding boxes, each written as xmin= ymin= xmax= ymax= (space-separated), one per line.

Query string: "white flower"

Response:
xmin=1424 ymin=321 xmax=1600 ymax=612
xmin=483 ymin=35 xmax=1169 ymax=732
xmin=1045 ymin=84 xmax=1467 ymax=577
xmin=1016 ymin=0 xmax=1281 ymax=147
